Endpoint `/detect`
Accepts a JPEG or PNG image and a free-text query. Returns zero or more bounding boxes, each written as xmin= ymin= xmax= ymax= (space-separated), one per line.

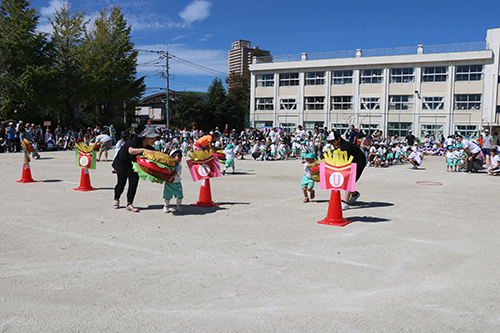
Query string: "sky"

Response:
xmin=31 ymin=0 xmax=500 ymax=98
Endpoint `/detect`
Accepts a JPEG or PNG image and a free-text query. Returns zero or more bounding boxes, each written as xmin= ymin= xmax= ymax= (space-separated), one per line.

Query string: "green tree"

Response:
xmin=226 ymin=72 xmax=250 ymax=130
xmin=202 ymin=77 xmax=232 ymax=130
xmin=171 ymin=92 xmax=204 ymax=129
xmin=49 ymin=2 xmax=88 ymax=127
xmin=82 ymin=6 xmax=145 ymax=125
xmin=0 ymin=0 xmax=54 ymax=120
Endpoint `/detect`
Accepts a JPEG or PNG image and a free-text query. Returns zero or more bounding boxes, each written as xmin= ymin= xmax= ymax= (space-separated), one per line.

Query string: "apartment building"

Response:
xmin=249 ymin=28 xmax=500 ymax=139
xmin=228 ymin=40 xmax=271 ymax=78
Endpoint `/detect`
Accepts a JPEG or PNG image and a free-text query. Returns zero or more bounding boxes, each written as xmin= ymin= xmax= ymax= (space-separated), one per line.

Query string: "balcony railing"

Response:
xmin=255 ymin=41 xmax=488 ymax=64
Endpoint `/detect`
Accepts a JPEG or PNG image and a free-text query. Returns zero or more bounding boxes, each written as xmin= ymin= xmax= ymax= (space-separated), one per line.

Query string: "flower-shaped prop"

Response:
xmin=186 ymin=149 xmax=221 ymax=207
xmin=318 ymin=149 xmax=357 ymax=226
xmin=132 ymin=151 xmax=176 ymax=184
xmin=74 ymin=143 xmax=97 ymax=191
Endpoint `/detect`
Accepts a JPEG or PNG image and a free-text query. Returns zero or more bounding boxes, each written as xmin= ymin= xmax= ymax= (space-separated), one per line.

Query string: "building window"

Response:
xmin=388 ymin=122 xmax=412 ymax=137
xmin=422 ymin=96 xmax=444 ymax=110
xmin=331 ymin=96 xmax=353 ymax=110
xmin=420 ymin=124 xmax=443 ymax=138
xmin=360 ymin=97 xmax=380 ymax=110
xmin=255 ymin=121 xmax=273 ymax=129
xmin=454 ymin=94 xmax=481 ymax=110
xmin=280 ymin=123 xmax=296 ymax=134
xmin=280 ymin=98 xmax=297 ymax=111
xmin=256 ymin=74 xmax=274 ymax=87
xmin=455 ymin=65 xmax=483 ymax=81
xmin=255 ymin=98 xmax=274 ymax=111
xmin=332 ymin=70 xmax=353 ymax=85
xmin=304 ymin=97 xmax=325 ymax=110
xmin=422 ymin=67 xmax=448 ymax=82
xmin=305 ymin=72 xmax=325 ymax=85
xmin=390 ymin=68 xmax=414 ymax=83
xmin=360 ymin=69 xmax=383 ymax=84
xmin=279 ymin=73 xmax=299 ymax=86
xmin=389 ymin=95 xmax=414 ymax=111
xmin=304 ymin=122 xmax=324 ymax=131
xmin=331 ymin=123 xmax=350 ymax=136
xmin=360 ymin=123 xmax=379 ymax=136
xmin=455 ymin=125 xmax=478 ymax=139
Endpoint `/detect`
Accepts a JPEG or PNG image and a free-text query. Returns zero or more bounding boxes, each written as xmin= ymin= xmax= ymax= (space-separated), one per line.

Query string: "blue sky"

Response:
xmin=32 ymin=0 xmax=500 ymax=97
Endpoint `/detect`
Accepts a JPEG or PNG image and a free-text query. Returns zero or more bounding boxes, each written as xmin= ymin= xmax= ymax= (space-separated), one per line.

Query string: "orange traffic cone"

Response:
xmin=318 ymin=190 xmax=351 ymax=227
xmin=74 ymin=168 xmax=97 ymax=191
xmin=191 ymin=178 xmax=219 ymax=207
xmin=17 ymin=162 xmax=36 ymax=183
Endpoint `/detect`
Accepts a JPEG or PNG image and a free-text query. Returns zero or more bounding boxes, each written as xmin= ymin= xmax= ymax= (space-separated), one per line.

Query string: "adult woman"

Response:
xmin=313 ymin=127 xmax=322 ymax=158
xmin=112 ymin=127 xmax=159 ymax=212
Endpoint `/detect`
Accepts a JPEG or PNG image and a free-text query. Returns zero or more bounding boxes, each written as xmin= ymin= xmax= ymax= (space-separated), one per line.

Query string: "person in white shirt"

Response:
xmin=222 ymin=144 xmax=236 ymax=175
xmin=487 ymin=147 xmax=500 ymax=175
xmin=251 ymin=140 xmax=262 ymax=160
xmin=482 ymin=129 xmax=494 ymax=165
xmin=95 ymin=131 xmax=113 ymax=162
xmin=456 ymin=135 xmax=481 ymax=172
xmin=402 ymin=147 xmax=422 ymax=169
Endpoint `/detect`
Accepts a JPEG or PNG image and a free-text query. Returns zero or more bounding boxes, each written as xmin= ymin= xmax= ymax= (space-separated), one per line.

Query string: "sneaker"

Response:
xmin=163 ymin=205 xmax=170 ymax=213
xmin=303 ymin=198 xmax=309 ymax=203
xmin=310 ymin=190 xmax=315 ymax=200
xmin=113 ymin=199 xmax=119 ymax=209
xmin=126 ymin=204 xmax=139 ymax=212
xmin=175 ymin=206 xmax=184 ymax=213
xmin=348 ymin=191 xmax=360 ymax=204
xmin=412 ymin=166 xmax=418 ymax=170
xmin=341 ymin=201 xmax=349 ymax=211
xmin=222 ymin=170 xmax=226 ymax=175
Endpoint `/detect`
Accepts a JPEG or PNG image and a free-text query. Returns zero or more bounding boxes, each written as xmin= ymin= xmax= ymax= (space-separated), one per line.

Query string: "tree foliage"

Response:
xmin=0 ymin=0 xmax=54 ymax=120
xmin=49 ymin=2 xmax=87 ymax=126
xmin=82 ymin=6 xmax=145 ymax=125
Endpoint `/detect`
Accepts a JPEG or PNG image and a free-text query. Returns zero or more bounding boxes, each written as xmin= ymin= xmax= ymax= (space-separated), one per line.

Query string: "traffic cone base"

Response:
xmin=17 ymin=163 xmax=36 ymax=183
xmin=191 ymin=178 xmax=219 ymax=207
xmin=317 ymin=190 xmax=351 ymax=227
xmin=74 ymin=168 xmax=97 ymax=191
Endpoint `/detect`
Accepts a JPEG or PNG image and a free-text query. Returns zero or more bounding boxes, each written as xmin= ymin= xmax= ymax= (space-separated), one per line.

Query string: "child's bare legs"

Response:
xmin=302 ymin=187 xmax=315 ymax=201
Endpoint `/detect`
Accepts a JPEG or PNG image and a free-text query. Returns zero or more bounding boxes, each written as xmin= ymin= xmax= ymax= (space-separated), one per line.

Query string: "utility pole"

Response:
xmin=165 ymin=45 xmax=170 ymax=128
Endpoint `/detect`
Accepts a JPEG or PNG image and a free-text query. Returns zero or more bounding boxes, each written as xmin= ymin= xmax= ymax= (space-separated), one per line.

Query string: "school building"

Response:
xmin=249 ymin=28 xmax=500 ymax=139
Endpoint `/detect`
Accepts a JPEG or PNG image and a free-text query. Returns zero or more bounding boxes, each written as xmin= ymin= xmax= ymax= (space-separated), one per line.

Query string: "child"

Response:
xmin=394 ymin=143 xmax=403 ymax=164
xmin=181 ymin=138 xmax=189 ymax=155
xmin=386 ymin=144 xmax=394 ymax=165
xmin=292 ymin=138 xmax=300 ymax=158
xmin=163 ymin=149 xmax=184 ymax=213
xmin=301 ymin=153 xmax=316 ymax=203
xmin=235 ymin=142 xmax=245 ymax=159
xmin=269 ymin=141 xmax=277 ymax=160
xmin=278 ymin=139 xmax=286 ymax=160
xmin=222 ymin=143 xmax=236 ymax=175
xmin=259 ymin=141 xmax=267 ymax=161
xmin=487 ymin=147 xmax=500 ymax=175
xmin=445 ymin=146 xmax=454 ymax=172
xmin=300 ymin=140 xmax=308 ymax=163
xmin=453 ymin=145 xmax=462 ymax=172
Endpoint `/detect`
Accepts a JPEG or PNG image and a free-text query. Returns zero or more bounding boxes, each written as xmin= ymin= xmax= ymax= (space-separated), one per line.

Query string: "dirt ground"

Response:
xmin=1 ymin=150 xmax=499 ymax=332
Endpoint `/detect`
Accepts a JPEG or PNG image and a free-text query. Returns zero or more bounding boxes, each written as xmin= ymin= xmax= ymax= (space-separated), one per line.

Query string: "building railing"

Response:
xmin=255 ymin=41 xmax=488 ymax=64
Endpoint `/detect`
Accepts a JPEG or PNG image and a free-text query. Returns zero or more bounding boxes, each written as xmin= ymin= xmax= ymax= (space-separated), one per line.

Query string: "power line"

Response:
xmin=170 ymin=54 xmax=227 ymax=76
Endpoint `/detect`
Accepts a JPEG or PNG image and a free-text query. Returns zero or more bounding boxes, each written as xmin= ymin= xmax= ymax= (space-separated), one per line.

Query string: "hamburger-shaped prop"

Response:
xmin=132 ymin=151 xmax=176 ymax=184
xmin=311 ymin=160 xmax=323 ymax=182
xmin=21 ymin=139 xmax=34 ymax=153
xmin=214 ymin=149 xmax=226 ymax=164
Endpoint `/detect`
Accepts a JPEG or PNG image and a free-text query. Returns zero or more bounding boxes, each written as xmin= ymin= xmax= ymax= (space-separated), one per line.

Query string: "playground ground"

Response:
xmin=1 ymin=150 xmax=499 ymax=332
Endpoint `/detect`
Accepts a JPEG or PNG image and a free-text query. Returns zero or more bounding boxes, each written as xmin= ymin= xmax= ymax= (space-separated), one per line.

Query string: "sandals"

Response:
xmin=126 ymin=204 xmax=139 ymax=212
xmin=113 ymin=199 xmax=119 ymax=209
xmin=303 ymin=198 xmax=310 ymax=203
xmin=310 ymin=190 xmax=315 ymax=200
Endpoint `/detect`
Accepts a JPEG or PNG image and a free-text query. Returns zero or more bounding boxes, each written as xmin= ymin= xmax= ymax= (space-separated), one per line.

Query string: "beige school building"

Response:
xmin=249 ymin=28 xmax=500 ymax=140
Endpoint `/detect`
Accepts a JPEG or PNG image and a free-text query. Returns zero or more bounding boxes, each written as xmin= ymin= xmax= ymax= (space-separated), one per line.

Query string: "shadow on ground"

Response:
xmin=144 ymin=201 xmax=249 ymax=215
xmin=349 ymin=216 xmax=390 ymax=223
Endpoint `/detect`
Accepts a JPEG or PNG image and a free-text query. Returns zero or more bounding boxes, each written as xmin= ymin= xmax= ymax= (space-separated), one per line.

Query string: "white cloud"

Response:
xmin=127 ymin=13 xmax=182 ymax=33
xmin=178 ymin=0 xmax=211 ymax=26
xmin=37 ymin=0 xmax=67 ymax=34
xmin=40 ymin=0 xmax=66 ymax=16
